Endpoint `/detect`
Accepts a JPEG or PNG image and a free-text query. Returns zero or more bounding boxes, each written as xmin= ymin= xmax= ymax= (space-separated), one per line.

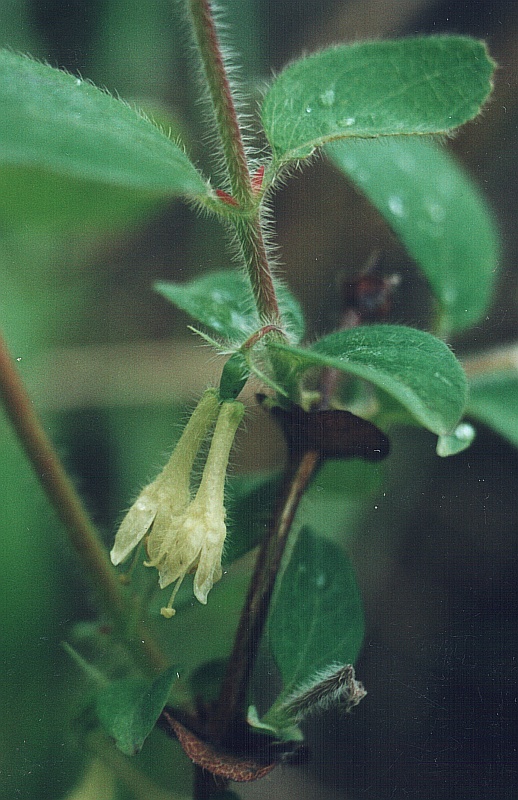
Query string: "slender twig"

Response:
xmin=0 ymin=330 xmax=167 ymax=673
xmin=214 ymin=449 xmax=321 ymax=741
xmin=188 ymin=0 xmax=281 ymax=325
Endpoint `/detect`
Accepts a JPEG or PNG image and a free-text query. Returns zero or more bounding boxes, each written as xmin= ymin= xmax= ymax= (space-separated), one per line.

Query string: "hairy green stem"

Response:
xmin=188 ymin=0 xmax=281 ymax=325
xmin=188 ymin=0 xmax=251 ymax=204
xmin=0 ymin=331 xmax=167 ymax=674
xmin=233 ymin=215 xmax=281 ymax=325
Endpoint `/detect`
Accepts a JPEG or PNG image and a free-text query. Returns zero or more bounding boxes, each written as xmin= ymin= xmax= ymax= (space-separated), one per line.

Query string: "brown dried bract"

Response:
xmin=162 ymin=711 xmax=277 ymax=783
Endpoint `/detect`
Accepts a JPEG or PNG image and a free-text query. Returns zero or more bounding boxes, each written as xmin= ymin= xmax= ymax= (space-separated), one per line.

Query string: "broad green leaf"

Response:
xmin=0 ymin=49 xmax=207 ymax=197
xmin=326 ymin=138 xmax=499 ymax=334
xmin=467 ymin=371 xmax=518 ymax=449
xmin=155 ymin=270 xmax=305 ymax=343
xmin=226 ymin=461 xmax=383 ymax=572
xmin=262 ymin=527 xmax=364 ymax=728
xmin=269 ymin=325 xmax=467 ymax=435
xmin=262 ymin=37 xmax=494 ymax=164
xmin=96 ymin=665 xmax=178 ymax=756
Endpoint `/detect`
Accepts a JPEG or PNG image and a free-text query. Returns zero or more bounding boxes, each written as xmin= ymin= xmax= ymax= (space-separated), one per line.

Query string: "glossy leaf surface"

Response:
xmin=155 ymin=270 xmax=304 ymax=343
xmin=467 ymin=371 xmax=518 ymax=448
xmin=96 ymin=665 xmax=178 ymax=756
xmin=327 ymin=137 xmax=499 ymax=333
xmin=262 ymin=37 xmax=494 ymax=164
xmin=0 ymin=50 xmax=206 ymax=197
xmin=269 ymin=325 xmax=467 ymax=435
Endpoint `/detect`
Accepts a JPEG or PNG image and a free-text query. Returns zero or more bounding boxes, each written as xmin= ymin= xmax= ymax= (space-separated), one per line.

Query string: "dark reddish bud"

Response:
xmin=340 ymin=270 xmax=400 ymax=328
xmin=251 ymin=165 xmax=265 ymax=193
xmin=216 ymin=188 xmax=239 ymax=207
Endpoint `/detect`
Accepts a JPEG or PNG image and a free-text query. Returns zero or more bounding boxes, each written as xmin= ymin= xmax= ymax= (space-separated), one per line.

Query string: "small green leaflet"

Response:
xmin=260 ymin=526 xmax=364 ymax=733
xmin=268 ymin=325 xmax=467 ymax=436
xmin=0 ymin=50 xmax=207 ymax=197
xmin=95 ymin=665 xmax=178 ymax=756
xmin=219 ymin=352 xmax=250 ymax=400
xmin=155 ymin=270 xmax=305 ymax=343
xmin=326 ymin=137 xmax=499 ymax=334
xmin=262 ymin=36 xmax=495 ymax=164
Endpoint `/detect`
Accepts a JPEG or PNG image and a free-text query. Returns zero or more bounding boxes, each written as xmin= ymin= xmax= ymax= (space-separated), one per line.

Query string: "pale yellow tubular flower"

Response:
xmin=157 ymin=399 xmax=245 ymax=618
xmin=109 ymin=389 xmax=220 ymax=567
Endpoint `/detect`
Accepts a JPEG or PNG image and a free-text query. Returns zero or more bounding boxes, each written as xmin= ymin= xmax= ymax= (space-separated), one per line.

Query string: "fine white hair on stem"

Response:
xmin=177 ymin=0 xmax=264 ymax=191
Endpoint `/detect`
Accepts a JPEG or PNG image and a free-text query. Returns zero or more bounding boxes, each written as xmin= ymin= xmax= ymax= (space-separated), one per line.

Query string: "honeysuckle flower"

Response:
xmin=110 ymin=388 xmax=245 ymax=618
xmin=110 ymin=388 xmax=220 ymax=567
xmin=145 ymin=399 xmax=245 ymax=617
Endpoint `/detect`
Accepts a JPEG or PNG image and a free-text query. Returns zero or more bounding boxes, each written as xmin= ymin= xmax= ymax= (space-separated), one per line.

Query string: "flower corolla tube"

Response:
xmin=110 ymin=389 xmax=244 ymax=617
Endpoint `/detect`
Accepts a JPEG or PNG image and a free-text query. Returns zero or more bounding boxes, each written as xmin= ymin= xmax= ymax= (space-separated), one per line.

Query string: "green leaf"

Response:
xmin=467 ymin=371 xmax=518 ymax=449
xmin=326 ymin=138 xmax=499 ymax=334
xmin=262 ymin=36 xmax=495 ymax=164
xmin=96 ymin=665 xmax=178 ymax=756
xmin=155 ymin=270 xmax=305 ymax=343
xmin=0 ymin=50 xmax=207 ymax=197
xmin=262 ymin=527 xmax=364 ymax=727
xmin=269 ymin=325 xmax=467 ymax=435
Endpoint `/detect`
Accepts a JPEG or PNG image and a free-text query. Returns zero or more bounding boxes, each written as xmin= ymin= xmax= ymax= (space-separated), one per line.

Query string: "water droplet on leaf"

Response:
xmin=388 ymin=195 xmax=405 ymax=217
xmin=319 ymin=89 xmax=335 ymax=107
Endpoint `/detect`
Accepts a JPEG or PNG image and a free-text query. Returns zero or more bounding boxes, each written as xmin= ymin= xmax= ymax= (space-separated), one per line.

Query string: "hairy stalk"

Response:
xmin=233 ymin=215 xmax=282 ymax=325
xmin=215 ymin=449 xmax=321 ymax=740
xmin=0 ymin=331 xmax=167 ymax=674
xmin=188 ymin=0 xmax=281 ymax=324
